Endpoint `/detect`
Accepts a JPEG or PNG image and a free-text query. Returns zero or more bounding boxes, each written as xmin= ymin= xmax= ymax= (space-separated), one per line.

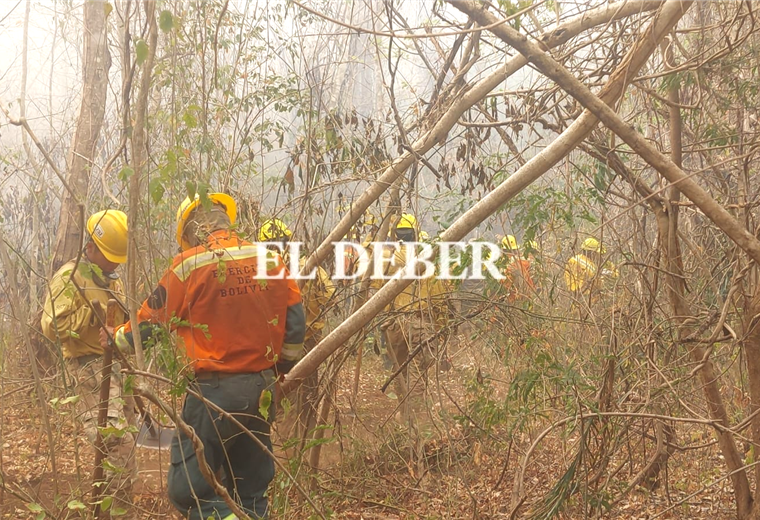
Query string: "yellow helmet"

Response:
xmin=501 ymin=235 xmax=518 ymax=251
xmin=176 ymin=192 xmax=237 ymax=251
xmin=258 ymin=218 xmax=292 ymax=242
xmin=396 ymin=213 xmax=417 ymax=230
xmin=87 ymin=210 xmax=128 ymax=263
xmin=582 ymin=237 xmax=605 ymax=254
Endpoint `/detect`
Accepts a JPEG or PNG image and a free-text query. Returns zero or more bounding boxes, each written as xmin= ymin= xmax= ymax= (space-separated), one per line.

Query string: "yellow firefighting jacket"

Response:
xmin=564 ymin=253 xmax=618 ymax=293
xmin=41 ymin=260 xmax=127 ymax=359
xmin=299 ymin=256 xmax=335 ymax=341
xmin=373 ymin=243 xmax=451 ymax=325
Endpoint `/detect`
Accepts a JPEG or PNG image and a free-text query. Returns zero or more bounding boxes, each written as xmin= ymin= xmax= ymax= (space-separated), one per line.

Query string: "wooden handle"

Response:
xmin=91 ymin=298 xmax=114 ymax=517
xmin=106 ymin=299 xmax=118 ymax=329
xmin=91 ymin=299 xmax=105 ymax=324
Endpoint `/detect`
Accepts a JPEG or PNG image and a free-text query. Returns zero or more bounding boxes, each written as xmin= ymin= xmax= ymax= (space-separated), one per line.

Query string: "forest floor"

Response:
xmin=0 ymin=326 xmax=743 ymax=519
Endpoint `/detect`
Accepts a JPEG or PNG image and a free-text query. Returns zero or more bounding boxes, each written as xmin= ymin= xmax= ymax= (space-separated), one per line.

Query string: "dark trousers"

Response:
xmin=168 ymin=371 xmax=276 ymax=519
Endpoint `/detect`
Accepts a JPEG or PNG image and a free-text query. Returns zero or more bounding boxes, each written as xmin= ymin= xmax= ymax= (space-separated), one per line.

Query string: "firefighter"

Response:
xmin=377 ymin=213 xmax=452 ymax=375
xmin=564 ymin=236 xmax=618 ymax=295
xmin=114 ymin=193 xmax=306 ymax=520
xmin=40 ymin=210 xmax=136 ymax=513
xmin=499 ymin=235 xmax=536 ymax=303
xmin=257 ymin=217 xmax=292 ymax=247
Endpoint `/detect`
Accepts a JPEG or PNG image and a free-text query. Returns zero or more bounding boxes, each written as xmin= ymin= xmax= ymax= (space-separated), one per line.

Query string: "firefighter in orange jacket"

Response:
xmin=114 ymin=192 xmax=305 ymax=520
xmin=499 ymin=235 xmax=536 ymax=303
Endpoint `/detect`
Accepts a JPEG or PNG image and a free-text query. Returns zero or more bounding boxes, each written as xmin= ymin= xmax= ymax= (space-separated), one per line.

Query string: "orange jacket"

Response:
xmin=115 ymin=231 xmax=305 ymax=374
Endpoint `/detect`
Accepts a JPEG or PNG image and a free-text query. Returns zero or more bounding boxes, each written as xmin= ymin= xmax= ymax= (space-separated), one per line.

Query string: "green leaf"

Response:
xmin=27 ymin=503 xmax=44 ymax=513
xmin=67 ymin=499 xmax=87 ymax=511
xmin=118 ymin=166 xmax=134 ymax=183
xmin=182 ymin=110 xmax=198 ymax=129
xmin=259 ymin=389 xmax=272 ymax=421
xmin=185 ymin=181 xmax=197 ymax=200
xmin=159 ymin=10 xmax=174 ymax=32
xmin=101 ymin=459 xmax=122 ymax=473
xmin=280 ymin=396 xmax=291 ymax=415
xmin=303 ymin=436 xmax=335 ymax=450
xmin=198 ymin=183 xmax=211 ymax=209
xmin=100 ymin=496 xmax=113 ymax=512
xmin=60 ymin=395 xmax=80 ymax=405
xmin=149 ymin=178 xmax=165 ymax=204
xmin=98 ymin=425 xmax=127 ymax=439
xmin=111 ymin=506 xmax=128 ymax=516
xmin=135 ymin=39 xmax=148 ymax=65
xmin=85 ymin=262 xmax=104 ymax=281
xmin=216 ymin=258 xmax=227 ymax=283
xmin=282 ymin=436 xmax=300 ymax=449
xmin=123 ymin=374 xmax=135 ymax=394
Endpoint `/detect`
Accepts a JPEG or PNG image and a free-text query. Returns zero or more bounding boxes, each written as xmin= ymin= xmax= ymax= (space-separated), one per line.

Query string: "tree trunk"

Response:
xmin=20 ymin=0 xmax=45 ymax=301
xmin=51 ymin=0 xmax=112 ymax=270
xmin=127 ymin=0 xmax=158 ymax=370
xmin=744 ymin=293 xmax=760 ymax=481
xmin=640 ymin=40 xmax=684 ymax=490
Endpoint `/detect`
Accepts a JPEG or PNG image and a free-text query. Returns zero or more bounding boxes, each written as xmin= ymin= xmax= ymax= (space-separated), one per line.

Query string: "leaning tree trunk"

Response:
xmin=51 ymin=0 xmax=112 ymax=270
